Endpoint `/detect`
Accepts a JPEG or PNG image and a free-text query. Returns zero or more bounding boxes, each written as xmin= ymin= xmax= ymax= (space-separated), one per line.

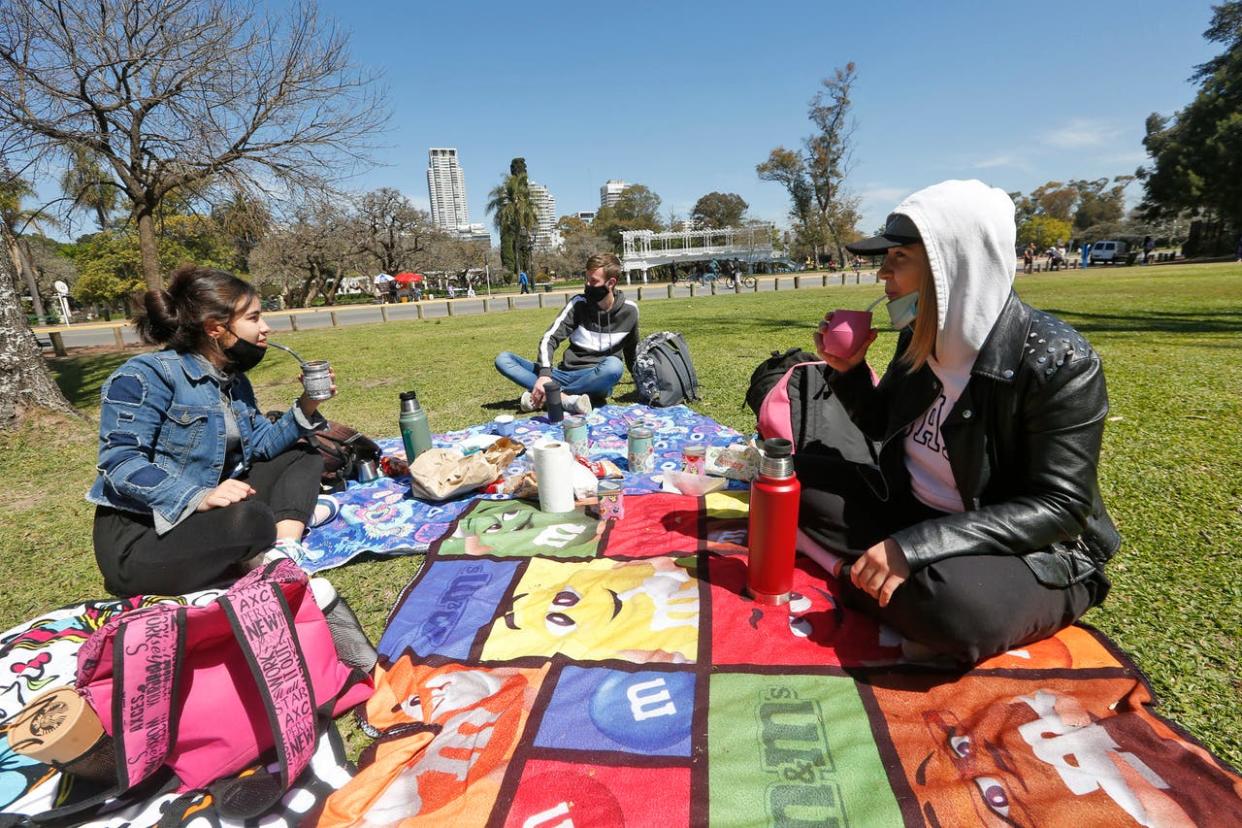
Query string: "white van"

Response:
xmin=1089 ymin=240 xmax=1128 ymax=264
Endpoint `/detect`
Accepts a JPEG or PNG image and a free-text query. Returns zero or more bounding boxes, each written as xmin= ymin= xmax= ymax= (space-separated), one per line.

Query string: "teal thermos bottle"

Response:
xmin=399 ymin=391 xmax=433 ymax=461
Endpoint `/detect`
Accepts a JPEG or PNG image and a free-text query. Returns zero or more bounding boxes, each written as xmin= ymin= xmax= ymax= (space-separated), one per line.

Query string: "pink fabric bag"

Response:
xmin=74 ymin=559 xmax=372 ymax=818
xmin=757 ymin=361 xmax=880 ymax=452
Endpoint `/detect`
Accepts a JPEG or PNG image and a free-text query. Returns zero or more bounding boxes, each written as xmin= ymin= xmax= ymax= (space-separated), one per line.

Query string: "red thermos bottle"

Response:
xmin=747 ymin=438 xmax=801 ymax=605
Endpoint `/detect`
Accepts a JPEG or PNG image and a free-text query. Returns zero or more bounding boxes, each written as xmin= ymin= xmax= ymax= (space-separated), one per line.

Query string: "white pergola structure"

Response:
xmin=619 ymin=224 xmax=778 ymax=283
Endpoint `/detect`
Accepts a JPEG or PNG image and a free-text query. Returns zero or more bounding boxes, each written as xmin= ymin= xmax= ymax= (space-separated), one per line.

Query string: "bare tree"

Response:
xmin=249 ymin=199 xmax=359 ymax=307
xmin=352 ymin=188 xmax=435 ymax=275
xmin=0 ymin=0 xmax=387 ymax=290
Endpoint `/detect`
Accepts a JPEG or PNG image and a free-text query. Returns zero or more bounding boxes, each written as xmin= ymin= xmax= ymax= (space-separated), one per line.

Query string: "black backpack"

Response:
xmin=744 ymin=348 xmax=875 ymax=463
xmin=744 ymin=348 xmax=818 ymax=416
xmin=633 ymin=331 xmax=701 ymax=407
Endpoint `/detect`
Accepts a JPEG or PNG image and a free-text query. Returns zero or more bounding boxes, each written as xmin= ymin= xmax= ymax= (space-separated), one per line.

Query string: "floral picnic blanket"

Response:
xmin=297 ymin=404 xmax=746 ymax=573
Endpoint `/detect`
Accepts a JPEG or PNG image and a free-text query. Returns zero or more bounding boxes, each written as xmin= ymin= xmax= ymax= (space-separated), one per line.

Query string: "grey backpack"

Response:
xmin=633 ymin=331 xmax=701 ymax=407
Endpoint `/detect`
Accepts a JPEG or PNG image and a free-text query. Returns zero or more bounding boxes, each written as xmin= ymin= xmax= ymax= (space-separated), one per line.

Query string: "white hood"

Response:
xmin=890 ymin=179 xmax=1016 ymax=377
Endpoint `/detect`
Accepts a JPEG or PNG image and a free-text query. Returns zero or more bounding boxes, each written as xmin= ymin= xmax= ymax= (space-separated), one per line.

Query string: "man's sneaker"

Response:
xmin=563 ymin=393 xmax=593 ymax=415
xmin=519 ymin=390 xmax=540 ymax=412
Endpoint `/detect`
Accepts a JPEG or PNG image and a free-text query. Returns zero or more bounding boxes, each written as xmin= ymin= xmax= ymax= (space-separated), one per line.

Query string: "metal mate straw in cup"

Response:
xmin=269 ymin=341 xmax=333 ymax=401
xmin=627 ymin=425 xmax=654 ymax=473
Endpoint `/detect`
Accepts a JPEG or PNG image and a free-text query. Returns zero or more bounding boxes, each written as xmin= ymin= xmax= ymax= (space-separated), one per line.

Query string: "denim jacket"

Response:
xmin=86 ymin=349 xmax=320 ymax=534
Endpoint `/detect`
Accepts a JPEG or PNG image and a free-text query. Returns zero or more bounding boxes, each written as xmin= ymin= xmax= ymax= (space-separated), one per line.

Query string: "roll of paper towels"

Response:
xmin=532 ymin=440 xmax=576 ymax=513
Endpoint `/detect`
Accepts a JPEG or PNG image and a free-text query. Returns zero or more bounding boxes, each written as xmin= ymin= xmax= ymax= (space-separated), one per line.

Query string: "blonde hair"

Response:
xmin=898 ymin=250 xmax=938 ymax=372
xmin=585 ymin=253 xmax=622 ymax=283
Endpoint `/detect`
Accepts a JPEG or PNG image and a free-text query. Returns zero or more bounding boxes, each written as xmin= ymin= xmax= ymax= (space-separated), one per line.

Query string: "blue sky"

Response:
xmin=272 ymin=2 xmax=1220 ymax=236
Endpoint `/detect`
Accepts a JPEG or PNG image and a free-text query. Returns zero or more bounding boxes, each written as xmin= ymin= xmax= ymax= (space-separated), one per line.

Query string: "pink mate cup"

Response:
xmin=820 ymin=310 xmax=873 ymax=358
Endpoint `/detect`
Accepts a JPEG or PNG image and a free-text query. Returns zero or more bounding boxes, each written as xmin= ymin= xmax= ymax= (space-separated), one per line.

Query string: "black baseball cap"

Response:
xmin=845 ymin=213 xmax=921 ymax=254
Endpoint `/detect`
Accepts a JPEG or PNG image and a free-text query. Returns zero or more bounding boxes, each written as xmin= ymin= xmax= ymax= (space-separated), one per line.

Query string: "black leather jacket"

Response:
xmin=829 ymin=291 xmax=1120 ymax=588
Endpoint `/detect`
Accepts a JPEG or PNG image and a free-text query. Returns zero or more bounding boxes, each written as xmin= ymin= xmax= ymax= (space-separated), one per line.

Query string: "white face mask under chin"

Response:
xmin=887 ymin=291 xmax=919 ymax=330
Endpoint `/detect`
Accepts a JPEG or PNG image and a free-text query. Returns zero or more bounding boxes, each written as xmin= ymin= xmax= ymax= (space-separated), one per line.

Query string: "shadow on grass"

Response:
xmin=482 ymin=398 xmax=522 ymax=411
xmin=51 ymin=352 xmax=131 ymax=408
xmin=1046 ymin=308 xmax=1242 ymax=335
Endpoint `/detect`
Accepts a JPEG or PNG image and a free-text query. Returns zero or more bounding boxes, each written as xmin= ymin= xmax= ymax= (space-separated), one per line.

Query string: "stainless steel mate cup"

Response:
xmin=301 ymin=360 xmax=333 ymax=401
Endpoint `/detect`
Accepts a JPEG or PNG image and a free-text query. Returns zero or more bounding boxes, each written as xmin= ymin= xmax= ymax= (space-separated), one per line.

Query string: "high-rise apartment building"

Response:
xmin=426 ymin=148 xmax=470 ymax=230
xmin=529 ymin=181 xmax=559 ymax=250
xmin=600 ymin=179 xmax=630 ymax=209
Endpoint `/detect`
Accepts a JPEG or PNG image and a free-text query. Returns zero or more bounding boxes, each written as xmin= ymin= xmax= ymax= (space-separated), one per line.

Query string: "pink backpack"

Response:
xmin=68 ymin=559 xmax=372 ymax=821
xmin=757 ymin=361 xmax=879 ymax=452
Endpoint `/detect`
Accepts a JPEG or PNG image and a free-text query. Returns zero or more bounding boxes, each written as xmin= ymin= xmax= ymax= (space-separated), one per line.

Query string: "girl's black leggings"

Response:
xmin=93 ymin=445 xmax=323 ymax=597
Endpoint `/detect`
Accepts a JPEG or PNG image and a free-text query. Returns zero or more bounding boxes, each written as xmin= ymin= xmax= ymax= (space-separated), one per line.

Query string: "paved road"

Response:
xmin=36 ymin=272 xmax=883 ymax=351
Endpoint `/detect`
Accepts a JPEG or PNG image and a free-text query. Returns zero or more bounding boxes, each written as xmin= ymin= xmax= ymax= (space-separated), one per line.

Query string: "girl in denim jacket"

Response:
xmin=88 ymin=265 xmax=333 ymax=596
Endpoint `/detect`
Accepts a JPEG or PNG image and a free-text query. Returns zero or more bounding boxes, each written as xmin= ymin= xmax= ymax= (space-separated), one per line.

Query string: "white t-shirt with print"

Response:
xmin=903 ymin=358 xmax=969 ymax=514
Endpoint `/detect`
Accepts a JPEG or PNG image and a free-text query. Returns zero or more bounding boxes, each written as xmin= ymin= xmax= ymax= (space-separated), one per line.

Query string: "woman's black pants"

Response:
xmin=93 ymin=445 xmax=323 ymax=597
xmin=795 ymin=451 xmax=1107 ymax=665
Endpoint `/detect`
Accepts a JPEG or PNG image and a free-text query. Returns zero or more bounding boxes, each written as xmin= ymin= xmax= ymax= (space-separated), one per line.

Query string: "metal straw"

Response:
xmin=267 ymin=341 xmax=307 ymax=365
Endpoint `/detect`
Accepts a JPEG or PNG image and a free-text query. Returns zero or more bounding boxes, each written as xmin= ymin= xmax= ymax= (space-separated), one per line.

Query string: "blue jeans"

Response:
xmin=494 ymin=352 xmax=624 ymax=398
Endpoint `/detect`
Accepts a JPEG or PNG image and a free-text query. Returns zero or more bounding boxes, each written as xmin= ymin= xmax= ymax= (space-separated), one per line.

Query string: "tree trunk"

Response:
xmin=0 ymin=227 xmax=79 ymax=427
xmin=17 ymin=238 xmax=47 ymax=322
xmin=136 ymin=208 xmax=162 ymax=290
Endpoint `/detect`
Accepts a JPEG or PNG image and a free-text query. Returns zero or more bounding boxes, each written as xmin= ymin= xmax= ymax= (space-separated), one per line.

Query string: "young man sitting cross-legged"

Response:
xmin=495 ymin=253 xmax=640 ymax=413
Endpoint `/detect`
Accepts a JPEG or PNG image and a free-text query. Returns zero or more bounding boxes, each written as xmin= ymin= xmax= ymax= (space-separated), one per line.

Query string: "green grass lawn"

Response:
xmin=2 ymin=262 xmax=1239 ymax=767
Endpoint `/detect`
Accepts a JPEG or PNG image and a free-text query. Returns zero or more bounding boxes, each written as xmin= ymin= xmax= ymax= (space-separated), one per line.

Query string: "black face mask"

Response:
xmin=222 ymin=329 xmax=267 ymax=373
xmin=583 ymin=283 xmax=610 ymax=304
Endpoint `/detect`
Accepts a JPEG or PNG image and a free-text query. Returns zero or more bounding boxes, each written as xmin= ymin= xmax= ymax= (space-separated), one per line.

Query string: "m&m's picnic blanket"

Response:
xmin=2 ymin=405 xmax=1239 ymax=825
xmin=310 ymin=406 xmax=1242 ymax=826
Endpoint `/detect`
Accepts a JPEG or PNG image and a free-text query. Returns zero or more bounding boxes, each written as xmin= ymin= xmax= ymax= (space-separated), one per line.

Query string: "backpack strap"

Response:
xmin=213 ymin=559 xmax=320 ymax=819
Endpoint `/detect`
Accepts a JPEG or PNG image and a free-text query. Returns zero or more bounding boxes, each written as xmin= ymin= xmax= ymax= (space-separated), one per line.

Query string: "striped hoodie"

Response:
xmin=535 ymin=289 xmax=640 ymax=377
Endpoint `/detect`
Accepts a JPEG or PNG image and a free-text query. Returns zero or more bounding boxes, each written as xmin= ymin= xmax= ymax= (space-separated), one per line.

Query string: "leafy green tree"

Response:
xmin=488 ymin=158 xmax=537 ymax=275
xmin=691 ymin=192 xmax=748 ymax=229
xmin=592 ymin=184 xmax=663 ymax=248
xmin=1138 ymin=1 xmax=1242 ymax=233
xmin=1028 ymin=182 xmax=1078 ymax=222
xmin=1017 ymin=215 xmax=1073 ymax=249
xmin=73 ymin=213 xmax=232 ymax=310
xmin=546 ymin=215 xmax=611 ymax=278
xmin=1072 ymin=177 xmax=1133 ymax=232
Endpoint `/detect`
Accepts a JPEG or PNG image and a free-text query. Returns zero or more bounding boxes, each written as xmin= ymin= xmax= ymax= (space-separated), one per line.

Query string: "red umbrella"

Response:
xmin=394 ymin=272 xmax=424 ymax=284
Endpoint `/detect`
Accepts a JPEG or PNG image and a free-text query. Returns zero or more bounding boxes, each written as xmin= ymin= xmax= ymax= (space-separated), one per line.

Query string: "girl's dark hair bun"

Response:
xmin=135 ymin=288 xmax=179 ymax=345
xmin=130 ymin=265 xmax=257 ymax=351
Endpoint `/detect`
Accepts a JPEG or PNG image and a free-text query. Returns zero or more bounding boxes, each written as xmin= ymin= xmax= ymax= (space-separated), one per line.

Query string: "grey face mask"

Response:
xmin=886 ymin=291 xmax=919 ymax=330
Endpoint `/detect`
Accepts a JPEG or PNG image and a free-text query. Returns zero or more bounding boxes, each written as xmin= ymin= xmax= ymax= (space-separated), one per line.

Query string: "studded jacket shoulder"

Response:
xmin=828 ymin=291 xmax=1121 ymax=588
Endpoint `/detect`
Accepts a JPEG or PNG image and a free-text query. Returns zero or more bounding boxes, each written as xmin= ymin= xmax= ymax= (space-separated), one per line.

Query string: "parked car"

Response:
xmin=1089 ymin=240 xmax=1128 ymax=264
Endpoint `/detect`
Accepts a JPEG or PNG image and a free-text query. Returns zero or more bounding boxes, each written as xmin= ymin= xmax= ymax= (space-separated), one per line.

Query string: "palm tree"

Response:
xmin=60 ymin=146 xmax=117 ymax=232
xmin=486 ymin=162 xmax=537 ymax=277
xmin=0 ymin=173 xmax=61 ymax=322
